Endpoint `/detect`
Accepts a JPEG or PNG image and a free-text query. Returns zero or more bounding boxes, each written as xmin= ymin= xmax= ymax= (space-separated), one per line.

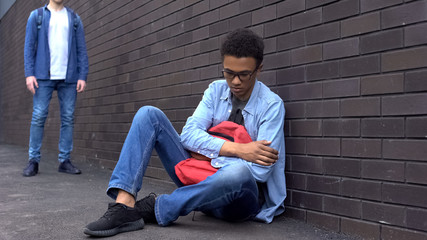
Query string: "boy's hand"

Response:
xmin=26 ymin=76 xmax=38 ymax=95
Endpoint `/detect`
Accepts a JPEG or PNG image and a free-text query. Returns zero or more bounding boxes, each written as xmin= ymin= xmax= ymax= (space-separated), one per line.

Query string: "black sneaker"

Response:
xmin=58 ymin=159 xmax=81 ymax=174
xmin=84 ymin=203 xmax=144 ymax=237
xmin=135 ymin=193 xmax=157 ymax=223
xmin=23 ymin=160 xmax=38 ymax=177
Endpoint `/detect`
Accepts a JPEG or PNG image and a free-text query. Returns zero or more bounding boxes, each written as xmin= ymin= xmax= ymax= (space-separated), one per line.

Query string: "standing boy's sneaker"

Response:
xmin=84 ymin=203 xmax=144 ymax=237
xmin=23 ymin=160 xmax=39 ymax=177
xmin=58 ymin=159 xmax=81 ymax=174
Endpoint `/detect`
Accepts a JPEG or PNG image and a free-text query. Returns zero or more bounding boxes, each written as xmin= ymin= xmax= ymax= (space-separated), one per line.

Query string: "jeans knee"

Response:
xmin=134 ymin=106 xmax=163 ymax=123
xmin=61 ymin=115 xmax=74 ymax=126
xmin=31 ymin=112 xmax=48 ymax=126
xmin=215 ymin=163 xmax=254 ymax=189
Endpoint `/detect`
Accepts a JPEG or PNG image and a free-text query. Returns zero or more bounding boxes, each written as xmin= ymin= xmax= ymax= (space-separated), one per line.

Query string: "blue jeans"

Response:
xmin=107 ymin=106 xmax=261 ymax=226
xmin=29 ymin=80 xmax=77 ymax=163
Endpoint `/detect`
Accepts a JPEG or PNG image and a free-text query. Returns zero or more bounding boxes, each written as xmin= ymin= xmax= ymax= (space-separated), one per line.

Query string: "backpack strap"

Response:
xmin=37 ymin=6 xmax=79 ymax=31
xmin=65 ymin=7 xmax=79 ymax=31
xmin=36 ymin=7 xmax=43 ymax=30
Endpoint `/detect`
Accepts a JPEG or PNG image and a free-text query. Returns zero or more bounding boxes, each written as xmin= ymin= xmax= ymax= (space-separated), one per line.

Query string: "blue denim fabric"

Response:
xmin=29 ymin=80 xmax=77 ymax=163
xmin=107 ymin=106 xmax=260 ymax=226
xmin=24 ymin=5 xmax=89 ymax=83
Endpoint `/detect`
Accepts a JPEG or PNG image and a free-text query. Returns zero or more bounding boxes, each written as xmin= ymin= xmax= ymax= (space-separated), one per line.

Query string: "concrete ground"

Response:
xmin=0 ymin=144 xmax=361 ymax=240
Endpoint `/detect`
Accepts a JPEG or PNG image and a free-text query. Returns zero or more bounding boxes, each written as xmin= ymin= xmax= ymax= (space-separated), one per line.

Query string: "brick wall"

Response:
xmin=1 ymin=0 xmax=427 ymax=239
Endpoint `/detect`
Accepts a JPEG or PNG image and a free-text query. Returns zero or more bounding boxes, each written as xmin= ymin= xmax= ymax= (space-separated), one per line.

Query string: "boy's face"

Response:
xmin=222 ymin=55 xmax=261 ymax=101
xmin=50 ymin=0 xmax=65 ymax=5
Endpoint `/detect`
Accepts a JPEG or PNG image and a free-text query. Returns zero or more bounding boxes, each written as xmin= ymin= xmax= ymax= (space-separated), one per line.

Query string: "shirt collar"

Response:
xmin=220 ymin=79 xmax=260 ymax=116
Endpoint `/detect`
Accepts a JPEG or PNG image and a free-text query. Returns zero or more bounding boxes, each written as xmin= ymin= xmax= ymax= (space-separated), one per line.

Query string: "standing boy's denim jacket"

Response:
xmin=24 ymin=5 xmax=89 ymax=82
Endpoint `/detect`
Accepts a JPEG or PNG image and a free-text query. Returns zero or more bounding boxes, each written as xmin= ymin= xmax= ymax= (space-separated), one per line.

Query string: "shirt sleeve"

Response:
xmin=180 ymin=83 xmax=226 ymax=159
xmin=247 ymin=99 xmax=286 ymax=182
xmin=75 ymin=14 xmax=89 ymax=81
xmin=24 ymin=10 xmax=38 ymax=78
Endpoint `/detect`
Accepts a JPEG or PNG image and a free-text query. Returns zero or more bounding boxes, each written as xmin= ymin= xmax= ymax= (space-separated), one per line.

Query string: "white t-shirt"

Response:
xmin=48 ymin=7 xmax=69 ymax=80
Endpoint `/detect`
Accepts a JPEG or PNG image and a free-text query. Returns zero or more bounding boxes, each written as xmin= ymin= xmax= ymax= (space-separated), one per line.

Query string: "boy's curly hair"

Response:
xmin=220 ymin=28 xmax=264 ymax=67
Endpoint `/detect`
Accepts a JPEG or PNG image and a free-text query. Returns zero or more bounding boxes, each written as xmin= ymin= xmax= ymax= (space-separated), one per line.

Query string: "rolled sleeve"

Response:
xmin=247 ymin=100 xmax=286 ymax=182
xmin=181 ymin=83 xmax=226 ymax=158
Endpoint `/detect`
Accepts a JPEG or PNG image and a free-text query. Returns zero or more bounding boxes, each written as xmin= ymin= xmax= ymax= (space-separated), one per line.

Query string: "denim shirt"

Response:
xmin=24 ymin=5 xmax=89 ymax=82
xmin=181 ymin=79 xmax=286 ymax=223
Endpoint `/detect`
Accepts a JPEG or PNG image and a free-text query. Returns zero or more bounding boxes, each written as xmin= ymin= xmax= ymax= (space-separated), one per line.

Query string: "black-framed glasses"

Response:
xmin=222 ymin=67 xmax=258 ymax=82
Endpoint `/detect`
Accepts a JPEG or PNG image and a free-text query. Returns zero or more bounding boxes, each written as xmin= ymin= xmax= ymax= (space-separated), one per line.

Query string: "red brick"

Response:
xmin=324 ymin=157 xmax=361 ymax=177
xmin=341 ymin=218 xmax=380 ymax=240
xmin=291 ymin=8 xmax=322 ymax=30
xmin=361 ymin=29 xmax=403 ymax=54
xmin=252 ymin=4 xmax=276 ymax=25
xmin=285 ymin=138 xmax=306 ymax=155
xmin=407 ymin=208 xmax=427 ymax=232
xmin=383 ymin=183 xmax=427 ymax=208
xmin=362 ymin=160 xmax=405 ymax=182
xmin=286 ymin=172 xmax=306 ymax=190
xmin=306 ymin=22 xmax=340 ymax=44
xmin=405 ymin=22 xmax=427 ymax=47
xmin=306 ymin=101 xmax=340 ymax=118
xmin=290 ymin=120 xmax=322 ymax=137
xmin=340 ymin=55 xmax=380 ymax=77
xmin=291 ymin=45 xmax=322 ymax=65
xmin=361 ymin=118 xmax=404 ymax=137
xmin=362 ymin=202 xmax=406 ymax=227
xmin=323 ymin=0 xmax=359 ymax=22
xmin=342 ymin=139 xmax=382 ymax=158
xmin=291 ymin=155 xmax=323 ymax=174
xmin=291 ymin=191 xmax=323 ymax=211
xmin=405 ymin=69 xmax=427 ymax=93
xmin=382 ymin=46 xmax=427 ymax=72
xmin=307 ymin=211 xmax=340 ymax=232
xmin=382 ymin=226 xmax=427 ymax=240
xmin=307 ymin=138 xmax=341 ymax=156
xmin=323 ymin=38 xmax=359 ymax=60
xmin=324 ymin=196 xmax=361 ymax=218
xmin=323 ymin=77 xmax=360 ymax=98
xmin=341 ymin=97 xmax=381 ymax=117
xmin=361 ymin=0 xmax=403 ymax=13
xmin=277 ymin=0 xmax=305 ymax=18
xmin=341 ymin=179 xmax=382 ymax=201
xmin=306 ymin=175 xmax=340 ymax=195
xmin=306 ymin=61 xmax=340 ymax=81
xmin=361 ymin=73 xmax=404 ymax=95
xmin=383 ymin=139 xmax=427 ymax=161
xmin=341 ymin=12 xmax=380 ymax=37
xmin=323 ymin=119 xmax=360 ymax=137
xmin=381 ymin=0 xmax=427 ymax=29
xmin=406 ymin=162 xmax=427 ymax=185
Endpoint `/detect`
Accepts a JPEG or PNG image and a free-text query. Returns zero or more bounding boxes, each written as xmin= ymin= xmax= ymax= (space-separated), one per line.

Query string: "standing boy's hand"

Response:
xmin=26 ymin=76 xmax=38 ymax=95
xmin=76 ymin=80 xmax=86 ymax=93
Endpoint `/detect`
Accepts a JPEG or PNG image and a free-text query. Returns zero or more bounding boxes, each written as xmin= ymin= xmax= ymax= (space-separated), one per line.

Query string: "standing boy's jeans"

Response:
xmin=107 ymin=106 xmax=261 ymax=226
xmin=28 ymin=80 xmax=77 ymax=163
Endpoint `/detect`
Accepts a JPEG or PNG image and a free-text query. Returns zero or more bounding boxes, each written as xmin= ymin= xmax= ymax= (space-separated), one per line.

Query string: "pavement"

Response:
xmin=0 ymin=144 xmax=361 ymax=240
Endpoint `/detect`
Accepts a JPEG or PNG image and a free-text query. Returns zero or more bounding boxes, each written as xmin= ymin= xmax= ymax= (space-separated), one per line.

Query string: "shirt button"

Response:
xmin=228 ymin=109 xmax=231 ymax=112
xmin=197 ymin=151 xmax=200 ymax=153
xmin=215 ymin=162 xmax=219 ymax=166
xmin=210 ymin=154 xmax=214 ymax=157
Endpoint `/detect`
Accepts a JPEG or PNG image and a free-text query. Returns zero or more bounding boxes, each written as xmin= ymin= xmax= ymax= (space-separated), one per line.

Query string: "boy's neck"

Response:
xmin=48 ymin=1 xmax=65 ymax=12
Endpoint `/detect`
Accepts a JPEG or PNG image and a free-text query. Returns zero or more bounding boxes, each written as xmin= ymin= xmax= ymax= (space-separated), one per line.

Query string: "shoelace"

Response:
xmin=101 ymin=204 xmax=125 ymax=220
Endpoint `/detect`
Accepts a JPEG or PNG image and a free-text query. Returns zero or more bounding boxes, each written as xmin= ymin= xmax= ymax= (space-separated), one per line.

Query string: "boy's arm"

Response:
xmin=24 ymin=11 xmax=37 ymax=78
xmin=75 ymin=14 xmax=89 ymax=81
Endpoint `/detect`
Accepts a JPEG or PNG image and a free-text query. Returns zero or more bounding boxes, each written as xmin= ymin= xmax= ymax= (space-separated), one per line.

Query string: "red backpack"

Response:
xmin=175 ymin=121 xmax=252 ymax=185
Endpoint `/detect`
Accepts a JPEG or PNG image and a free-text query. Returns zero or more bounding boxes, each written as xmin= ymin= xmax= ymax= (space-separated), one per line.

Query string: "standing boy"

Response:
xmin=23 ymin=0 xmax=89 ymax=176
